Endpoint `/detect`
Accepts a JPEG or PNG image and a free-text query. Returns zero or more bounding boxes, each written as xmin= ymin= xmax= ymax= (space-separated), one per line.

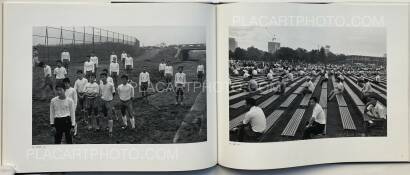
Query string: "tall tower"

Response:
xmin=268 ymin=36 xmax=280 ymax=54
xmin=229 ymin=37 xmax=238 ymax=52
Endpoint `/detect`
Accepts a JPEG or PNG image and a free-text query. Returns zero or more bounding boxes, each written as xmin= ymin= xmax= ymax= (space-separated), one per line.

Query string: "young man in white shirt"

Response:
xmin=364 ymin=98 xmax=386 ymax=127
xmin=197 ymin=64 xmax=205 ymax=82
xmin=303 ymin=97 xmax=326 ymax=139
xmin=99 ymin=72 xmax=116 ymax=137
xmin=110 ymin=51 xmax=118 ymax=64
xmin=328 ymin=78 xmax=344 ymax=101
xmin=234 ymin=97 xmax=266 ymax=142
xmin=39 ymin=62 xmax=54 ymax=99
xmin=84 ymin=55 xmax=95 ymax=78
xmin=83 ymin=73 xmax=100 ymax=130
xmin=124 ymin=55 xmax=133 ymax=75
xmin=99 ymin=69 xmax=114 ymax=85
xmin=139 ymin=66 xmax=150 ymax=103
xmin=74 ymin=70 xmax=88 ymax=114
xmin=159 ymin=59 xmax=166 ymax=80
xmin=117 ymin=75 xmax=135 ymax=129
xmin=374 ymin=74 xmax=381 ymax=84
xmin=90 ymin=52 xmax=99 ymax=73
xmin=63 ymin=78 xmax=78 ymax=136
xmin=49 ymin=83 xmax=75 ymax=144
xmin=54 ymin=60 xmax=67 ymax=86
xmin=164 ymin=61 xmax=173 ymax=85
xmin=303 ymin=77 xmax=315 ymax=95
xmin=175 ymin=66 xmax=186 ymax=105
xmin=61 ymin=48 xmax=70 ymax=70
xmin=361 ymin=79 xmax=374 ymax=102
xmin=109 ymin=58 xmax=120 ymax=87
xmin=120 ymin=51 xmax=127 ymax=64
xmin=248 ymin=75 xmax=258 ymax=92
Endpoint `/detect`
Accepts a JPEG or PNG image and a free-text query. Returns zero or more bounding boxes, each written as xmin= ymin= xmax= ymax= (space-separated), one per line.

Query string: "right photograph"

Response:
xmin=228 ymin=26 xmax=387 ymax=142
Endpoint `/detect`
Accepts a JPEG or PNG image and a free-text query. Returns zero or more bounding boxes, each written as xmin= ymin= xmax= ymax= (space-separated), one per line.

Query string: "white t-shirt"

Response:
xmin=65 ymin=87 xmax=78 ymax=108
xmin=54 ymin=67 xmax=67 ymax=79
xmin=50 ymin=97 xmax=75 ymax=126
xmin=99 ymin=77 xmax=114 ymax=86
xmin=164 ymin=66 xmax=173 ymax=75
xmin=197 ymin=65 xmax=204 ymax=72
xmin=267 ymin=73 xmax=273 ymax=80
xmin=117 ymin=83 xmax=135 ymax=101
xmin=84 ymin=61 xmax=95 ymax=73
xmin=110 ymin=54 xmax=118 ymax=63
xmin=175 ymin=72 xmax=186 ymax=87
xmin=312 ymin=103 xmax=326 ymax=124
xmin=74 ymin=78 xmax=88 ymax=93
xmin=139 ymin=72 xmax=150 ymax=85
xmin=100 ymin=82 xmax=115 ymax=101
xmin=90 ymin=56 xmax=98 ymax=67
xmin=307 ymin=81 xmax=315 ymax=92
xmin=243 ymin=106 xmax=266 ymax=133
xmin=159 ymin=63 xmax=166 ymax=71
xmin=61 ymin=51 xmax=70 ymax=61
xmin=125 ymin=57 xmax=133 ymax=67
xmin=43 ymin=65 xmax=52 ymax=78
xmin=121 ymin=53 xmax=127 ymax=61
xmin=109 ymin=62 xmax=120 ymax=74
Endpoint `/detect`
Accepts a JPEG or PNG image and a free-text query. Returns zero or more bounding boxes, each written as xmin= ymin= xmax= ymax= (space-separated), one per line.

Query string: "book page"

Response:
xmin=3 ymin=2 xmax=217 ymax=172
xmin=217 ymin=2 xmax=409 ymax=169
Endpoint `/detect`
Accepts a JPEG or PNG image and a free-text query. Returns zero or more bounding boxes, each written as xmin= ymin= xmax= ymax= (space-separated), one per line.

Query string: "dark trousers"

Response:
xmin=237 ymin=124 xmax=262 ymax=142
xmin=303 ymin=121 xmax=325 ymax=139
xmin=54 ymin=116 xmax=73 ymax=144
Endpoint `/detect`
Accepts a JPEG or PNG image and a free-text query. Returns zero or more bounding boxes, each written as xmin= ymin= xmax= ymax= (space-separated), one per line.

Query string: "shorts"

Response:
xmin=100 ymin=100 xmax=113 ymax=117
xmin=62 ymin=59 xmax=70 ymax=67
xmin=85 ymin=96 xmax=98 ymax=116
xmin=159 ymin=70 xmax=165 ymax=76
xmin=55 ymin=78 xmax=64 ymax=86
xmin=77 ymin=93 xmax=85 ymax=110
xmin=43 ymin=76 xmax=53 ymax=89
xmin=197 ymin=71 xmax=204 ymax=79
xmin=126 ymin=65 xmax=132 ymax=70
xmin=176 ymin=84 xmax=184 ymax=96
xmin=140 ymin=82 xmax=148 ymax=91
xmin=165 ymin=74 xmax=172 ymax=82
xmin=119 ymin=100 xmax=133 ymax=116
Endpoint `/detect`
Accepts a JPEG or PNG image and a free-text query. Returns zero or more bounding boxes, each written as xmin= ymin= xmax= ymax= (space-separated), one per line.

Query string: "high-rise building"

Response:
xmin=268 ymin=41 xmax=280 ymax=54
xmin=229 ymin=37 xmax=238 ymax=52
xmin=324 ymin=45 xmax=330 ymax=56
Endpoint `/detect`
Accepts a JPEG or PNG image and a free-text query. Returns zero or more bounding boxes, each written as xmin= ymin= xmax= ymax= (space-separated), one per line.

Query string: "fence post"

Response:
xmin=45 ymin=26 xmax=49 ymax=63
xmin=72 ymin=26 xmax=75 ymax=47
xmin=92 ymin=27 xmax=95 ymax=52
xmin=83 ymin=27 xmax=85 ymax=47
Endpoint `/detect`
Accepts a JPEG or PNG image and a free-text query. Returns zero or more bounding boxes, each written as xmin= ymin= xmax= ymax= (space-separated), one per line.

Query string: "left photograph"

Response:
xmin=32 ymin=26 xmax=207 ymax=144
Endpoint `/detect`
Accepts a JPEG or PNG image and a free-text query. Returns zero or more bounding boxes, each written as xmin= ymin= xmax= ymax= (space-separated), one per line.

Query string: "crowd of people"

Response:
xmin=34 ymin=48 xmax=206 ymax=144
xmin=229 ymin=59 xmax=386 ymax=142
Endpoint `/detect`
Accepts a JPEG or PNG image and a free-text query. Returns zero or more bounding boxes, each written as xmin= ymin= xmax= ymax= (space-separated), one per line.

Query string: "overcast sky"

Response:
xmin=33 ymin=26 xmax=206 ymax=46
xmin=104 ymin=26 xmax=206 ymax=46
xmin=230 ymin=26 xmax=386 ymax=57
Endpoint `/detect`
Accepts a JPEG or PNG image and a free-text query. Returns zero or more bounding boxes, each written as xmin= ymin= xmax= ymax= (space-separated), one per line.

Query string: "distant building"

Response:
xmin=229 ymin=38 xmax=238 ymax=52
xmin=345 ymin=55 xmax=386 ymax=65
xmin=324 ymin=45 xmax=330 ymax=56
xmin=135 ymin=39 xmax=140 ymax=48
xmin=268 ymin=41 xmax=280 ymax=54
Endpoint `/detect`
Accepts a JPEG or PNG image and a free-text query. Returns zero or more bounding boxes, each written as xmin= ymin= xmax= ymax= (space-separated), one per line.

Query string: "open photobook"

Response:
xmin=1 ymin=1 xmax=409 ymax=173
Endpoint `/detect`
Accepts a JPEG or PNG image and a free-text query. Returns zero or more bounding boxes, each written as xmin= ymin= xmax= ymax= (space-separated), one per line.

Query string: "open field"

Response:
xmin=32 ymin=46 xmax=207 ymax=144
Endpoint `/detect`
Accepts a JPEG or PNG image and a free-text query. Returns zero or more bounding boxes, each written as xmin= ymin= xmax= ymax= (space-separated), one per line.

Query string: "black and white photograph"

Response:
xmin=32 ymin=26 xmax=207 ymax=144
xmin=228 ymin=26 xmax=387 ymax=142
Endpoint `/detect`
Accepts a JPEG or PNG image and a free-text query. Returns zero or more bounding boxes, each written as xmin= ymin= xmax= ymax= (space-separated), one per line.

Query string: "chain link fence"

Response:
xmin=33 ymin=26 xmax=140 ymax=65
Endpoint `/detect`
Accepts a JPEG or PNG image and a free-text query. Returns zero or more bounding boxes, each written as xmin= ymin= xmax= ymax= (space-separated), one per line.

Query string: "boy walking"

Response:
xmin=117 ymin=75 xmax=136 ymax=129
xmin=50 ymin=83 xmax=76 ymax=144
xmin=99 ymin=73 xmax=116 ymax=136
xmin=83 ymin=74 xmax=100 ymax=130
xmin=139 ymin=66 xmax=150 ymax=103
xmin=175 ymin=66 xmax=186 ymax=105
xmin=54 ymin=60 xmax=67 ymax=87
xmin=63 ymin=78 xmax=78 ymax=136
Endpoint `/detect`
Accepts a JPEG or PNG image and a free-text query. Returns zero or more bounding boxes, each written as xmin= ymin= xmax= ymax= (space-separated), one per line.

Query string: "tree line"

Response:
xmin=229 ymin=46 xmax=348 ymax=64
